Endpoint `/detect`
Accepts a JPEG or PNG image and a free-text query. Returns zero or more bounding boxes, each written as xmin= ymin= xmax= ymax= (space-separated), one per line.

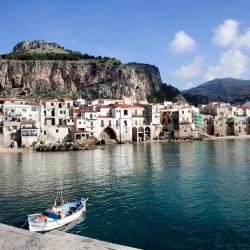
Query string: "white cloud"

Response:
xmin=234 ymin=30 xmax=250 ymax=49
xmin=171 ymin=56 xmax=203 ymax=81
xmin=213 ymin=19 xmax=239 ymax=47
xmin=205 ymin=49 xmax=248 ymax=81
xmin=170 ymin=31 xmax=197 ymax=53
xmin=212 ymin=19 xmax=250 ymax=49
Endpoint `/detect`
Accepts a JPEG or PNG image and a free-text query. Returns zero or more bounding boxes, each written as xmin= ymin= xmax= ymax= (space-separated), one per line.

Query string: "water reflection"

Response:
xmin=0 ymin=140 xmax=250 ymax=249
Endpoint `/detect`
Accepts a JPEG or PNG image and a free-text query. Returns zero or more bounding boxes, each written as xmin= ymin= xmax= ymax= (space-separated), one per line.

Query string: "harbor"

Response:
xmin=1 ymin=140 xmax=250 ymax=249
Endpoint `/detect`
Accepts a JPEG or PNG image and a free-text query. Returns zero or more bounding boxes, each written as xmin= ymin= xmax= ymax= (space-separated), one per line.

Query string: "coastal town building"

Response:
xmin=20 ymin=120 xmax=39 ymax=147
xmin=0 ymin=98 xmax=39 ymax=147
xmin=1 ymin=97 xmax=250 ymax=148
xmin=39 ymin=99 xmax=74 ymax=143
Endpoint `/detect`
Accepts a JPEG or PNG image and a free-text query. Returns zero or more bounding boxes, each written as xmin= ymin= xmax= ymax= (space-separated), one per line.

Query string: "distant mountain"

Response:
xmin=182 ymin=78 xmax=250 ymax=104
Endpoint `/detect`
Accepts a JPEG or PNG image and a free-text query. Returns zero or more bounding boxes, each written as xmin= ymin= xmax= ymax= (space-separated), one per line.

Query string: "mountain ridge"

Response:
xmin=0 ymin=40 xmax=181 ymax=102
xmin=183 ymin=78 xmax=250 ymax=104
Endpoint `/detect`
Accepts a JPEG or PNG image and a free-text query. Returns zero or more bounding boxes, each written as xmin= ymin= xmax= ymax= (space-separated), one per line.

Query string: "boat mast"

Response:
xmin=54 ymin=165 xmax=63 ymax=207
xmin=59 ymin=164 xmax=63 ymax=199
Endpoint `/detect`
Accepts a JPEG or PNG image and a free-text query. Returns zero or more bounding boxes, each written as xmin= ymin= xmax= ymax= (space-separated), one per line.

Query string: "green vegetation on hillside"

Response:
xmin=0 ymin=51 xmax=121 ymax=63
xmin=183 ymin=78 xmax=250 ymax=104
xmin=147 ymin=84 xmax=180 ymax=103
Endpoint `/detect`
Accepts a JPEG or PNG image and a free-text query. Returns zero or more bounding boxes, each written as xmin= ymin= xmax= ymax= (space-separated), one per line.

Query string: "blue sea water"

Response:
xmin=0 ymin=139 xmax=250 ymax=249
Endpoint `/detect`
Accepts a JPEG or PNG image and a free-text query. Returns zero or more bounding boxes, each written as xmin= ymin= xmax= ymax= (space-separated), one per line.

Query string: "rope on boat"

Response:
xmin=20 ymin=219 xmax=28 ymax=229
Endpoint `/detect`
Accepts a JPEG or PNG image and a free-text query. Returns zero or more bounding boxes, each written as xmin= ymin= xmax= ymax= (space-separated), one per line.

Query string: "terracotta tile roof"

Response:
xmin=97 ymin=116 xmax=112 ymax=118
xmin=74 ymin=109 xmax=96 ymax=113
xmin=110 ymin=104 xmax=142 ymax=109
xmin=95 ymin=105 xmax=111 ymax=108
xmin=20 ymin=120 xmax=36 ymax=125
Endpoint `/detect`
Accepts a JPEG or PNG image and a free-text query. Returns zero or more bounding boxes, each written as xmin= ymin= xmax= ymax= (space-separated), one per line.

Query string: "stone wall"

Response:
xmin=0 ymin=223 xmax=140 ymax=250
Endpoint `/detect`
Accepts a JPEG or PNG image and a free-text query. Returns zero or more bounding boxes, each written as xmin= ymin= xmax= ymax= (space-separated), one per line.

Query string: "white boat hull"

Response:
xmin=28 ymin=199 xmax=87 ymax=232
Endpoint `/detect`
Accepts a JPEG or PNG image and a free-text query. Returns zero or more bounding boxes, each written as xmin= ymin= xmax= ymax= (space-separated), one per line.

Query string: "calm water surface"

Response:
xmin=1 ymin=140 xmax=250 ymax=249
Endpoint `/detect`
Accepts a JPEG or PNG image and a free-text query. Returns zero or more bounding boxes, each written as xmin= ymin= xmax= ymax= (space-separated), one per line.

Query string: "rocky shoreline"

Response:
xmin=33 ymin=142 xmax=94 ymax=152
xmin=1 ymin=135 xmax=250 ymax=154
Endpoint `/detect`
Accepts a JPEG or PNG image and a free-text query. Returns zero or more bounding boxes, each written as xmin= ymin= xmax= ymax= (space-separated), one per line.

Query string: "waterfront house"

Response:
xmin=74 ymin=109 xmax=97 ymax=137
xmin=234 ymin=117 xmax=247 ymax=136
xmin=20 ymin=120 xmax=39 ymax=147
xmin=213 ymin=117 xmax=227 ymax=137
xmin=96 ymin=104 xmax=136 ymax=143
xmin=0 ymin=98 xmax=39 ymax=147
xmin=40 ymin=98 xmax=74 ymax=143
xmin=70 ymin=130 xmax=95 ymax=145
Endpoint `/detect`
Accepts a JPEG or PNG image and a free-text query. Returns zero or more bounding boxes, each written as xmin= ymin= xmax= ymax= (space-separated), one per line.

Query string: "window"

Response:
xmin=44 ymin=131 xmax=46 ymax=135
xmin=59 ymin=103 xmax=62 ymax=108
xmin=101 ymin=120 xmax=104 ymax=127
xmin=124 ymin=120 xmax=127 ymax=126
xmin=56 ymin=129 xmax=58 ymax=133
xmin=51 ymin=103 xmax=54 ymax=106
xmin=67 ymin=103 xmax=70 ymax=108
xmin=90 ymin=114 xmax=93 ymax=119
xmin=22 ymin=109 xmax=27 ymax=113
xmin=91 ymin=121 xmax=93 ymax=127
xmin=116 ymin=120 xmax=119 ymax=126
xmin=124 ymin=110 xmax=128 ymax=115
xmin=44 ymin=111 xmax=46 ymax=116
xmin=109 ymin=120 xmax=111 ymax=126
xmin=32 ymin=106 xmax=38 ymax=111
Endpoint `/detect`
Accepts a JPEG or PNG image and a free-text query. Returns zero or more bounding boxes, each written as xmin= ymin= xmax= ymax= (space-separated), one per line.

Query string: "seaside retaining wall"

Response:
xmin=0 ymin=223 xmax=140 ymax=250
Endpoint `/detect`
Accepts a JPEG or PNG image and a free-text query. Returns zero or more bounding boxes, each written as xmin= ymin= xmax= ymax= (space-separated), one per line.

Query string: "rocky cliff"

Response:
xmin=0 ymin=41 xmax=180 ymax=101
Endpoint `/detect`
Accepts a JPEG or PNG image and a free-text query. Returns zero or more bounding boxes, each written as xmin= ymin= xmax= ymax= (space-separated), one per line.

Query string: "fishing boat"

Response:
xmin=27 ymin=177 xmax=88 ymax=232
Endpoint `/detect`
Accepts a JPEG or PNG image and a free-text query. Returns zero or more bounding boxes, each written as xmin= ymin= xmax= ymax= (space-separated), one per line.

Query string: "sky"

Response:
xmin=1 ymin=0 xmax=250 ymax=90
